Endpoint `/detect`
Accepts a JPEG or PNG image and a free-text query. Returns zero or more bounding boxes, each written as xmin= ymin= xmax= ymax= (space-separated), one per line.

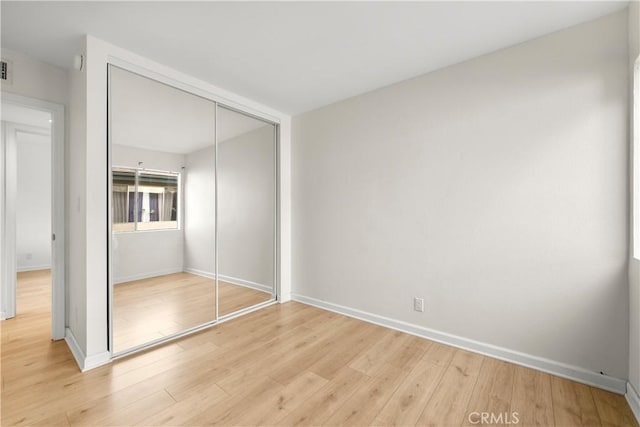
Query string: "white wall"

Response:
xmin=0 ymin=48 xmax=69 ymax=328
xmin=111 ymin=144 xmax=185 ymax=283
xmin=16 ymin=132 xmax=51 ymax=271
xmin=292 ymin=11 xmax=629 ymax=380
xmin=628 ymin=1 xmax=640 ymax=402
xmin=184 ymin=145 xmax=216 ymax=275
xmin=67 ymin=53 xmax=87 ymax=353
xmin=0 ymin=48 xmax=68 ymax=106
xmin=217 ymin=125 xmax=275 ymax=288
xmin=183 ymin=125 xmax=276 ymax=289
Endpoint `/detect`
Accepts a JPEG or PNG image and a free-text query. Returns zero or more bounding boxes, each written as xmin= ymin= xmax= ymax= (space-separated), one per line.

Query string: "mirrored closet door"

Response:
xmin=109 ymin=66 xmax=217 ymax=354
xmin=216 ymin=106 xmax=276 ymax=317
xmin=108 ymin=66 xmax=277 ymax=356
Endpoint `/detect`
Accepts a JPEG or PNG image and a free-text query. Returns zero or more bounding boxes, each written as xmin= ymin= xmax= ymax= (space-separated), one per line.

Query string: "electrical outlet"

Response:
xmin=414 ymin=297 xmax=424 ymax=312
xmin=26 ymin=253 xmax=32 ymax=260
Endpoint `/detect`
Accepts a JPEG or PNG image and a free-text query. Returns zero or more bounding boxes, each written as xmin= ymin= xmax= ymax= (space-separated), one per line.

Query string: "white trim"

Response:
xmin=16 ymin=264 xmax=52 ymax=273
xmin=279 ymin=292 xmax=292 ymax=303
xmin=291 ymin=293 xmax=628 ymax=394
xmin=0 ymin=121 xmax=4 ymax=322
xmin=64 ymin=328 xmax=85 ymax=370
xmin=633 ymin=58 xmax=640 ymax=260
xmin=218 ymin=274 xmax=271 ymax=294
xmin=627 ymin=382 xmax=640 ymax=423
xmin=184 ymin=268 xmax=272 ymax=294
xmin=1 ymin=122 xmax=17 ymax=319
xmin=65 ymin=328 xmax=111 ymax=372
xmin=1 ymin=92 xmax=65 ymax=340
xmin=113 ymin=267 xmax=184 ymax=285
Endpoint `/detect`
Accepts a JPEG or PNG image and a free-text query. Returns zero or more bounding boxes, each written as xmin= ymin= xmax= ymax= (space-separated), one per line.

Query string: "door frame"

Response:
xmin=1 ymin=92 xmax=65 ymax=340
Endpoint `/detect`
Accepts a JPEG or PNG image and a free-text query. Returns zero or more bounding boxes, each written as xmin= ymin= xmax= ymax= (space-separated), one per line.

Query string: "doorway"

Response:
xmin=0 ymin=93 xmax=65 ymax=340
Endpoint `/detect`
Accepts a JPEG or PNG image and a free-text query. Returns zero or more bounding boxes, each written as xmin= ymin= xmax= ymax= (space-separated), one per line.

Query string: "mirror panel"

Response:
xmin=109 ymin=65 xmax=217 ymax=354
xmin=217 ymin=105 xmax=276 ymax=316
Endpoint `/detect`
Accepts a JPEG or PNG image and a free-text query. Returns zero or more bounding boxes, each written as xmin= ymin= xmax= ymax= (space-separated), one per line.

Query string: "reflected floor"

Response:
xmin=113 ymin=272 xmax=271 ymax=353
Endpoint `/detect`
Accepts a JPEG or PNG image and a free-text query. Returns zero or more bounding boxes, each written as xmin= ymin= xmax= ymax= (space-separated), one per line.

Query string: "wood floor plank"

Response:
xmin=3 ymin=270 xmax=638 ymax=427
xmin=308 ymin=321 xmax=389 ymax=381
xmin=183 ymin=376 xmax=284 ymax=425
xmin=551 ymin=376 xmax=601 ymax=426
xmin=95 ymin=390 xmax=176 ymax=426
xmin=510 ymin=365 xmax=554 ymax=427
xmin=462 ymin=358 xmax=515 ymax=426
xmin=421 ymin=341 xmax=457 ymax=368
xmin=348 ymin=328 xmax=403 ymax=375
xmin=416 ymin=349 xmax=485 ymax=426
xmin=591 ymin=388 xmax=640 ymax=427
xmin=31 ymin=411 xmax=70 ymax=427
xmin=372 ymin=353 xmax=446 ymax=426
xmin=136 ymin=383 xmax=229 ymax=426
xmin=278 ymin=367 xmax=372 ymax=426
xmin=324 ymin=363 xmax=409 ymax=426
xmin=233 ymin=370 xmax=329 ymax=426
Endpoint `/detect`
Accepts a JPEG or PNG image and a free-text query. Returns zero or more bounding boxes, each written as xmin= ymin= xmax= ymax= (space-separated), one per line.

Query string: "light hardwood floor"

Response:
xmin=114 ymin=272 xmax=272 ymax=352
xmin=2 ymin=269 xmax=638 ymax=426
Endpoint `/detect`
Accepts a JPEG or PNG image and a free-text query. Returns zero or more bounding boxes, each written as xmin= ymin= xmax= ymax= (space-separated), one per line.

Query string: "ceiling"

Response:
xmin=1 ymin=1 xmax=628 ymax=115
xmin=1 ymin=103 xmax=52 ymax=130
xmin=111 ymin=66 xmax=269 ymax=154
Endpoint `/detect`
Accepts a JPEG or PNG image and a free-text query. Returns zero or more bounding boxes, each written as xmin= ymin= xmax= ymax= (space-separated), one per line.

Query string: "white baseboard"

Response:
xmin=16 ymin=264 xmax=51 ymax=273
xmin=291 ymin=293 xmax=627 ymax=394
xmin=0 ymin=311 xmax=5 ymax=320
xmin=627 ymin=382 xmax=640 ymax=423
xmin=65 ymin=328 xmax=111 ymax=372
xmin=279 ymin=292 xmax=292 ymax=303
xmin=184 ymin=268 xmax=272 ymax=294
xmin=218 ymin=274 xmax=272 ymax=294
xmin=113 ymin=267 xmax=183 ymax=285
xmin=183 ymin=267 xmax=214 ymax=280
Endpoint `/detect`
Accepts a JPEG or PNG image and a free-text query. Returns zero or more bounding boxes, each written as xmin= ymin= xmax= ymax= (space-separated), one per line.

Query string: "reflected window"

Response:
xmin=112 ymin=167 xmax=179 ymax=232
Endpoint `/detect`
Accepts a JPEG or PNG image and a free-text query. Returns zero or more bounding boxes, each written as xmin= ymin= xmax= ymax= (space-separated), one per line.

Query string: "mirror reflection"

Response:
xmin=110 ymin=66 xmax=216 ymax=353
xmin=109 ymin=67 xmax=277 ymax=354
xmin=217 ymin=106 xmax=275 ymax=316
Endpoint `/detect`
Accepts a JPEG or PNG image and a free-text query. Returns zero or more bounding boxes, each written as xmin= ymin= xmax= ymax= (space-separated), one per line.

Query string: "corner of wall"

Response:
xmin=629 ymin=0 xmax=640 ymax=400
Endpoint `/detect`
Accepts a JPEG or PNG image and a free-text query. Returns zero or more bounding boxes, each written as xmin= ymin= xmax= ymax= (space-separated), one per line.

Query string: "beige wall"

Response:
xmin=292 ymin=11 xmax=629 ymax=379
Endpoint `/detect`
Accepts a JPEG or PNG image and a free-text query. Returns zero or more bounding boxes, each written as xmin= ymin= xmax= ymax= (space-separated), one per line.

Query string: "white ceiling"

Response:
xmin=1 ymin=1 xmax=628 ymax=115
xmin=1 ymin=103 xmax=52 ymax=130
xmin=111 ymin=66 xmax=269 ymax=154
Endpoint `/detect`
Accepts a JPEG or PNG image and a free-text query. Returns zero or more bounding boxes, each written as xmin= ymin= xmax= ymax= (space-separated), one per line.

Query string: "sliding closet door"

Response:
xmin=109 ymin=66 xmax=217 ymax=354
xmin=216 ymin=106 xmax=276 ymax=316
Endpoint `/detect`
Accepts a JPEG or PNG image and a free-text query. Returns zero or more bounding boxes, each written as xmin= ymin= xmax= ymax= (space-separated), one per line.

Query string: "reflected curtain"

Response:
xmin=149 ymin=193 xmax=159 ymax=222
xmin=161 ymin=191 xmax=175 ymax=221
xmin=112 ymin=185 xmax=127 ymax=223
xmin=129 ymin=192 xmax=142 ymax=222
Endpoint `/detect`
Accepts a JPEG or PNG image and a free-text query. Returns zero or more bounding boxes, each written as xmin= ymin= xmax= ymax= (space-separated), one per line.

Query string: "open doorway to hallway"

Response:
xmin=3 ymin=104 xmax=52 ymax=323
xmin=1 ymin=93 xmax=65 ymax=340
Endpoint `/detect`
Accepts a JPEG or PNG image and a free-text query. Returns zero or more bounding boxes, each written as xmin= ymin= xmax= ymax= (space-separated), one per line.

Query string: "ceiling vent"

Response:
xmin=1 ymin=59 xmax=13 ymax=85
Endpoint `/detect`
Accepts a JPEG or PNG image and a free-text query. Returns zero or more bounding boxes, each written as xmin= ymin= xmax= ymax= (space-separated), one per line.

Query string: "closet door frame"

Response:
xmin=107 ymin=61 xmax=280 ymax=359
